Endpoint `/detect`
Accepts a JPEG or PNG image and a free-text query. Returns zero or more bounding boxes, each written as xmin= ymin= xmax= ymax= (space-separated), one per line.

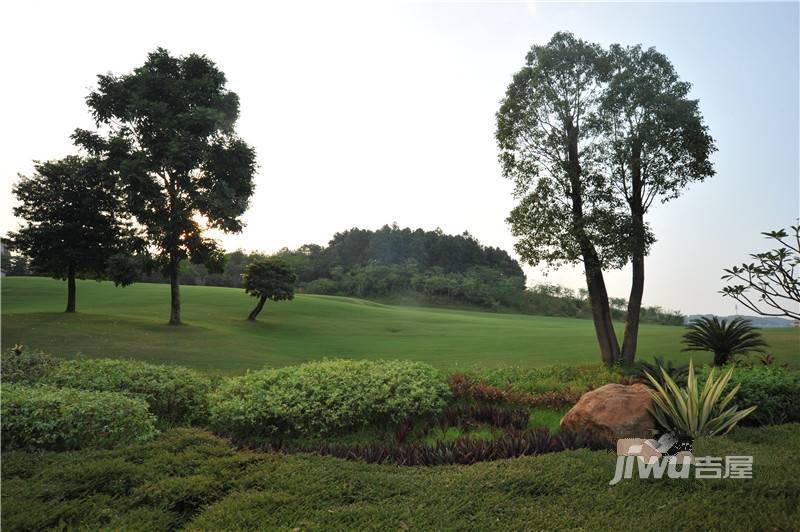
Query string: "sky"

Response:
xmin=1 ymin=1 xmax=798 ymax=315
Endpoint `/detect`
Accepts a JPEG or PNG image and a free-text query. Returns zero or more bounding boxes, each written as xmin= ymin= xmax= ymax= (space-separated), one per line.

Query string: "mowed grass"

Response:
xmin=2 ymin=277 xmax=798 ymax=373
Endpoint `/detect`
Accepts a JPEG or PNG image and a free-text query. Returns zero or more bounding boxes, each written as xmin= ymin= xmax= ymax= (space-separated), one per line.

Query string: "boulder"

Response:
xmin=560 ymin=383 xmax=658 ymax=448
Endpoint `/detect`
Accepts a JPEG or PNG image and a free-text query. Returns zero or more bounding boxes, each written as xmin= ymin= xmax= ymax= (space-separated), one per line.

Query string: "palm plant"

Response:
xmin=682 ymin=316 xmax=767 ymax=366
xmin=645 ymin=360 xmax=756 ymax=439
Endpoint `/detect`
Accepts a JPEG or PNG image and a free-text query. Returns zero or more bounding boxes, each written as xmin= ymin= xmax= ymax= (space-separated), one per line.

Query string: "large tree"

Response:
xmin=74 ymin=48 xmax=257 ymax=324
xmin=496 ymin=32 xmax=628 ymax=364
xmin=597 ymin=44 xmax=715 ymax=363
xmin=8 ymin=156 xmax=139 ymax=312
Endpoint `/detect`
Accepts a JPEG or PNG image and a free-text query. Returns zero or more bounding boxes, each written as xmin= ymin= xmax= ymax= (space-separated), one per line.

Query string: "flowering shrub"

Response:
xmin=210 ymin=359 xmax=450 ymax=439
xmin=1 ymin=384 xmax=158 ymax=451
xmin=42 ymin=358 xmax=212 ymax=424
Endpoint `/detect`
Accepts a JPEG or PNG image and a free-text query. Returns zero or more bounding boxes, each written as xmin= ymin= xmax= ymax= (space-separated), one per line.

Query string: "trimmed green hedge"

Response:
xmin=210 ymin=359 xmax=450 ymax=439
xmin=42 ymin=358 xmax=212 ymax=424
xmin=1 ymin=384 xmax=158 ymax=451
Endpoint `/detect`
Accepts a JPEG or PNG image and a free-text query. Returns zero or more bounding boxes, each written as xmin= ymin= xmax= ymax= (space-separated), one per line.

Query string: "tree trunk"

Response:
xmin=621 ymin=143 xmax=645 ymax=365
xmin=565 ymin=118 xmax=620 ymax=365
xmin=65 ymin=263 xmax=76 ymax=313
xmin=713 ymin=351 xmax=730 ymax=366
xmin=168 ymin=257 xmax=181 ymax=325
xmin=248 ymin=295 xmax=267 ymax=321
xmin=582 ymin=248 xmax=621 ymax=365
xmin=621 ymin=213 xmax=645 ymax=365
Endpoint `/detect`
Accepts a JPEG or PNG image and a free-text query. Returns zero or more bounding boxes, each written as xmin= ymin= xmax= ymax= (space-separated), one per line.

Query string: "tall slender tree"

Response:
xmin=597 ymin=44 xmax=715 ymax=363
xmin=496 ymin=32 xmax=628 ymax=364
xmin=73 ymin=48 xmax=257 ymax=324
xmin=8 ymin=156 xmax=140 ymax=312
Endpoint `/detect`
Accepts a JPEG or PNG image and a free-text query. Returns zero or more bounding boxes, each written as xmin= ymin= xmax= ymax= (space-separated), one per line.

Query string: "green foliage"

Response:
xmin=1 ymin=383 xmax=157 ymax=451
xmin=243 ymin=258 xmax=297 ymax=301
xmin=682 ymin=316 xmax=768 ymax=366
xmin=3 ymin=425 xmax=800 ymax=530
xmin=473 ymin=363 xmax=627 ymax=395
xmin=210 ymin=359 xmax=450 ymax=439
xmin=697 ymin=365 xmax=800 ymax=426
xmin=40 ymin=358 xmax=212 ymax=424
xmin=645 ymin=360 xmax=756 ymax=439
xmin=1 ymin=345 xmax=61 ymax=384
xmin=721 ymin=224 xmax=800 ymax=320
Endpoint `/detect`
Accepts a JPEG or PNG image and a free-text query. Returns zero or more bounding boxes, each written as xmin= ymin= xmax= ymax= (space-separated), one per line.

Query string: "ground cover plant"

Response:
xmin=2 ymin=425 xmax=798 ymax=530
xmin=3 ymin=278 xmax=798 ymax=372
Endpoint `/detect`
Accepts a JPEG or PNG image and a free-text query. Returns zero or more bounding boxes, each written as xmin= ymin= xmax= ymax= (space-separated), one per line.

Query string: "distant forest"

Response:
xmin=1 ymin=224 xmax=684 ymax=325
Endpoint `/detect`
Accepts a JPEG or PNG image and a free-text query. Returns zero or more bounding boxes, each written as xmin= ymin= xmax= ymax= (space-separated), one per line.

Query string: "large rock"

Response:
xmin=560 ymin=383 xmax=658 ymax=448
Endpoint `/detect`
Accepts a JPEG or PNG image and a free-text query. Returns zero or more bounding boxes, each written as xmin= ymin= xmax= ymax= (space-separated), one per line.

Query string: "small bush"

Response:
xmin=699 ymin=365 xmax=800 ymax=426
xmin=1 ymin=345 xmax=62 ymax=383
xmin=1 ymin=384 xmax=158 ymax=451
xmin=42 ymin=358 xmax=212 ymax=424
xmin=210 ymin=359 xmax=450 ymax=439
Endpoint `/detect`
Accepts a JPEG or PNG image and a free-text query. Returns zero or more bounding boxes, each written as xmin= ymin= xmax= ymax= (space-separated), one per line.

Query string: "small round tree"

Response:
xmin=243 ymin=259 xmax=297 ymax=321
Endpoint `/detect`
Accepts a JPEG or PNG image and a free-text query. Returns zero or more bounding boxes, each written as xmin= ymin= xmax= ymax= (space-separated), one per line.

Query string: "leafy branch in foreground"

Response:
xmin=645 ymin=360 xmax=756 ymax=439
xmin=721 ymin=224 xmax=800 ymax=320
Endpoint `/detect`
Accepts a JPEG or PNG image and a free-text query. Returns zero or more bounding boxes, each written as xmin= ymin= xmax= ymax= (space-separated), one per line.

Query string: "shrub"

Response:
xmin=1 ymin=383 xmax=158 ymax=451
xmin=41 ymin=358 xmax=212 ymax=424
xmin=1 ymin=345 xmax=62 ymax=383
xmin=210 ymin=359 xmax=450 ymax=439
xmin=699 ymin=365 xmax=800 ymax=426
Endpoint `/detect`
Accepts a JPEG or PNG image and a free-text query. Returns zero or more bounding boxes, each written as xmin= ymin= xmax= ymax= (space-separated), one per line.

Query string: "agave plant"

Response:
xmin=682 ymin=316 xmax=767 ymax=366
xmin=645 ymin=360 xmax=756 ymax=439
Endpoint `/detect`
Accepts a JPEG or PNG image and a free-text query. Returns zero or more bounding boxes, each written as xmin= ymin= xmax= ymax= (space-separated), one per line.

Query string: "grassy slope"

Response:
xmin=3 ymin=425 xmax=799 ymax=530
xmin=2 ymin=277 xmax=798 ymax=373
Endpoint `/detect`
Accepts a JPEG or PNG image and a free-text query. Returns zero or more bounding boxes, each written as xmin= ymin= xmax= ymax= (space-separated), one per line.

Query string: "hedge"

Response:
xmin=41 ymin=358 xmax=213 ymax=424
xmin=210 ymin=359 xmax=450 ymax=439
xmin=1 ymin=383 xmax=158 ymax=451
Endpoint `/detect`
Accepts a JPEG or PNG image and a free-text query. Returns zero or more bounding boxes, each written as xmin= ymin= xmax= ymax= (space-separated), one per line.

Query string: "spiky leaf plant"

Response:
xmin=682 ymin=316 xmax=767 ymax=366
xmin=645 ymin=360 xmax=756 ymax=439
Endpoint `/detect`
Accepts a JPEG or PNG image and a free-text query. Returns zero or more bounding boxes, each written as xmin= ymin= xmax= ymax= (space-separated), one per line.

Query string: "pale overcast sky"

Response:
xmin=1 ymin=1 xmax=798 ymax=315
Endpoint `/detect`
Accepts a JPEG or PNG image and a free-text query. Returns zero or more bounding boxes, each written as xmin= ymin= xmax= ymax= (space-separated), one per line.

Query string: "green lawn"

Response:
xmin=3 ymin=277 xmax=798 ymax=373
